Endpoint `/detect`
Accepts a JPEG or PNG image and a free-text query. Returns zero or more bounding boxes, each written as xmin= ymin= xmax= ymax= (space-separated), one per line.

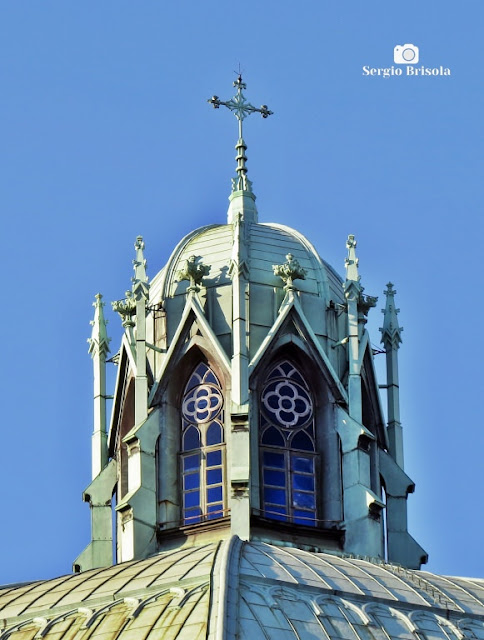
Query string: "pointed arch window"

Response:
xmin=260 ymin=360 xmax=317 ymax=526
xmin=181 ymin=363 xmax=225 ymax=525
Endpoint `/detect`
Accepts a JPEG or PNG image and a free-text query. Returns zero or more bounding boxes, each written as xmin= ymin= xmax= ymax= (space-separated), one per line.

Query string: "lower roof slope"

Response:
xmin=1 ymin=538 xmax=483 ymax=639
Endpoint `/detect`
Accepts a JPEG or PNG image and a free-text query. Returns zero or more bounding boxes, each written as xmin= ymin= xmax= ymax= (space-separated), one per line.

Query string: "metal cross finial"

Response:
xmin=208 ymin=74 xmax=272 ymax=137
xmin=208 ymin=75 xmax=273 ymax=193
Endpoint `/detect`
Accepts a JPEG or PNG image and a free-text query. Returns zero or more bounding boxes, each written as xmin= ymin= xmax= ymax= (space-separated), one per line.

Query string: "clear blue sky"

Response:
xmin=1 ymin=2 xmax=482 ymax=584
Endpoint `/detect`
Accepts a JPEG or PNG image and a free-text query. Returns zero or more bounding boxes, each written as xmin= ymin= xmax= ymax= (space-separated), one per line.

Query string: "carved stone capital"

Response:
xmin=112 ymin=290 xmax=137 ymax=327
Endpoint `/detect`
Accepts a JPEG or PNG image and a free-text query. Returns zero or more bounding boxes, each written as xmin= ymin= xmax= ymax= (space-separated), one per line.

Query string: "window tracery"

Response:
xmin=260 ymin=360 xmax=317 ymax=526
xmin=181 ymin=363 xmax=225 ymax=525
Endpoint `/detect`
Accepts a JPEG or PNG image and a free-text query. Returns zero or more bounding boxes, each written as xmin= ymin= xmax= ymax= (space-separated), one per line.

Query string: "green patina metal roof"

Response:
xmin=0 ymin=543 xmax=218 ymax=639
xmin=150 ymin=221 xmax=344 ymax=303
xmin=2 ymin=539 xmax=484 ymax=639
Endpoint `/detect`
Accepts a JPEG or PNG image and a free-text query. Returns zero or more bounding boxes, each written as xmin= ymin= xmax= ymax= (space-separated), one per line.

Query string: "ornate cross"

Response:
xmin=208 ymin=75 xmax=273 ymax=192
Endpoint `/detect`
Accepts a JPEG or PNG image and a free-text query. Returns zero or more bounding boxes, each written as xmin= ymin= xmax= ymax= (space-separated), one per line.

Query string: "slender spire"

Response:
xmin=380 ymin=282 xmax=403 ymax=349
xmin=344 ymin=234 xmax=360 ymax=285
xmin=344 ymin=235 xmax=377 ymax=326
xmin=88 ymin=293 xmax=111 ymax=359
xmin=132 ymin=235 xmax=149 ymax=299
xmin=380 ymin=283 xmax=404 ymax=468
xmin=208 ymin=74 xmax=272 ymax=223
xmin=88 ymin=293 xmax=111 ymax=480
xmin=112 ymin=236 xmax=149 ymax=328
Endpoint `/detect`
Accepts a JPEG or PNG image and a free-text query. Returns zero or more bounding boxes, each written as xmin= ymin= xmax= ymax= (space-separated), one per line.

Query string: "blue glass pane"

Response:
xmin=183 ymin=472 xmax=200 ymax=491
xmin=292 ymin=491 xmax=315 ymax=509
xmin=263 ymin=469 xmax=285 ymax=487
xmin=183 ymin=426 xmax=200 ymax=451
xmin=264 ymin=488 xmax=286 ymax=506
xmin=205 ymin=371 xmax=218 ymax=385
xmin=183 ymin=454 xmax=200 ymax=472
xmin=292 ymin=456 xmax=313 ymax=473
xmin=280 ymin=361 xmax=293 ymax=376
xmin=281 ymin=397 xmax=293 ymax=410
xmin=195 ymin=363 xmax=208 ymax=378
xmin=184 ymin=491 xmax=200 ymax=508
xmin=185 ymin=365 xmax=204 ymax=394
xmin=291 ymin=430 xmax=314 ymax=452
xmin=206 ymin=422 xmax=222 ymax=445
xmin=293 ymin=510 xmax=316 ymax=526
xmin=279 ymin=410 xmax=296 ymax=424
xmin=279 ymin=384 xmax=295 ymax=398
xmin=293 ymin=474 xmax=314 ymax=491
xmin=265 ymin=506 xmax=288 ymax=521
xmin=261 ymin=427 xmax=285 ymax=446
xmin=294 ymin=397 xmax=310 ymax=415
xmin=289 ymin=370 xmax=305 ymax=386
xmin=263 ymin=451 xmax=285 ymax=468
xmin=184 ymin=507 xmax=202 ymax=524
xmin=185 ymin=400 xmax=196 ymax=415
xmin=207 ymin=450 xmax=222 ymax=467
xmin=266 ymin=393 xmax=280 ymax=410
xmin=207 ymin=504 xmax=223 ymax=519
xmin=207 ymin=468 xmax=222 ymax=485
xmin=207 ymin=486 xmax=223 ymax=503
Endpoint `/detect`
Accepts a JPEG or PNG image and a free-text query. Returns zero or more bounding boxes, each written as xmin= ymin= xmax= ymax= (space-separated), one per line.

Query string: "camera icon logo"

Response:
xmin=394 ymin=44 xmax=419 ymax=64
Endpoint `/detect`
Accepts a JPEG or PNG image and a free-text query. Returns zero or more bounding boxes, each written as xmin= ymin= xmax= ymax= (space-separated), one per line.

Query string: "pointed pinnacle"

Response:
xmin=343 ymin=234 xmax=362 ymax=303
xmin=380 ymin=282 xmax=403 ymax=349
xmin=88 ymin=293 xmax=111 ymax=358
xmin=132 ymin=235 xmax=150 ymax=298
xmin=344 ymin=234 xmax=360 ymax=283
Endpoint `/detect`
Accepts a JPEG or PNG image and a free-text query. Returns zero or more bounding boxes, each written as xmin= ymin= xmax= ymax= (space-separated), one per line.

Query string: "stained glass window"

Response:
xmin=181 ymin=363 xmax=225 ymax=525
xmin=260 ymin=361 xmax=317 ymax=526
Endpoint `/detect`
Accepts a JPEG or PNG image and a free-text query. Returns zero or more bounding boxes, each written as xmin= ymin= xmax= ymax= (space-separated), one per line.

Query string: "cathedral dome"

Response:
xmin=3 ymin=538 xmax=483 ymax=640
xmin=150 ymin=221 xmax=345 ymax=306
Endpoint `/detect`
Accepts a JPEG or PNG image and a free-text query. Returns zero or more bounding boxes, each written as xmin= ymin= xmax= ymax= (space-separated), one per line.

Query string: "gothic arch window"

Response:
xmin=260 ymin=360 xmax=317 ymax=526
xmin=181 ymin=362 xmax=225 ymax=525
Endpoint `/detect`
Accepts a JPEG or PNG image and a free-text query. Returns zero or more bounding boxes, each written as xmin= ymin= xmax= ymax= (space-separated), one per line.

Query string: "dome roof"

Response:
xmin=2 ymin=539 xmax=483 ymax=639
xmin=150 ymin=221 xmax=345 ymax=305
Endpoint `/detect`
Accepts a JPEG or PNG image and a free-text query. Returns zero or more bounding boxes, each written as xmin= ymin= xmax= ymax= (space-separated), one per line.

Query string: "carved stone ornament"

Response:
xmin=273 ymin=253 xmax=307 ymax=290
xmin=178 ymin=255 xmax=211 ymax=291
xmin=358 ymin=286 xmax=378 ymax=317
xmin=112 ymin=290 xmax=137 ymax=327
